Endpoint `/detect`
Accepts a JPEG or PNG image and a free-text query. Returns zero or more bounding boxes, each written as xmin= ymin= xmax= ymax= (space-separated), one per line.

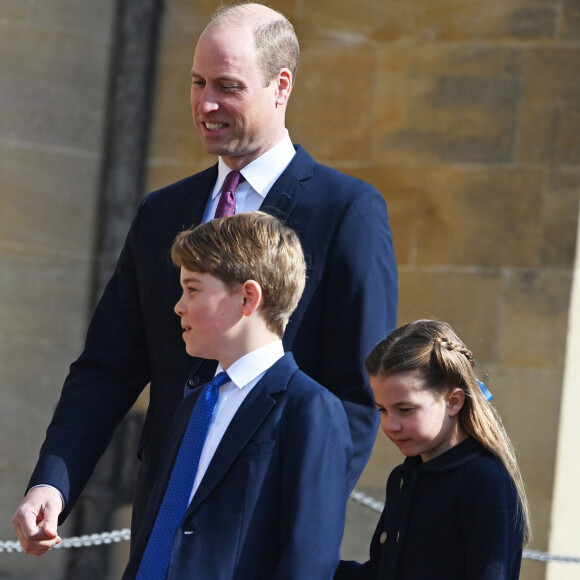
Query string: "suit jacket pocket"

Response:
xmin=238 ymin=439 xmax=276 ymax=458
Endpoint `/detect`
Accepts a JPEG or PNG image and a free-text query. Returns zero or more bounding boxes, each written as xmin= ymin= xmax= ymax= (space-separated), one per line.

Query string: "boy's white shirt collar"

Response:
xmin=216 ymin=340 xmax=284 ymax=390
xmin=213 ymin=131 xmax=295 ymax=200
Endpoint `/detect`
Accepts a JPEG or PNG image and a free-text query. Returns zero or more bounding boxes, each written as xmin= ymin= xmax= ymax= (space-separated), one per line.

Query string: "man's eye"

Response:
xmin=191 ymin=79 xmax=205 ymax=87
xmin=399 ymin=408 xmax=413 ymax=413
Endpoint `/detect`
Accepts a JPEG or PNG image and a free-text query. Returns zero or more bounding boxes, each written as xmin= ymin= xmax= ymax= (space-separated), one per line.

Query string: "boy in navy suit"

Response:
xmin=123 ymin=211 xmax=352 ymax=580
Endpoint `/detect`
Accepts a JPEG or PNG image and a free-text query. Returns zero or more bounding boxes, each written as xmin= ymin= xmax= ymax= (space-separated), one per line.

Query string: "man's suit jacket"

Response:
xmin=28 ymin=145 xmax=398 ymax=535
xmin=122 ymin=353 xmax=352 ymax=580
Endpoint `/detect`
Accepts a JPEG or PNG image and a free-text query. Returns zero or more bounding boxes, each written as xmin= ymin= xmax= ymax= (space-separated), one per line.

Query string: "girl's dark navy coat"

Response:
xmin=336 ymin=437 xmax=524 ymax=580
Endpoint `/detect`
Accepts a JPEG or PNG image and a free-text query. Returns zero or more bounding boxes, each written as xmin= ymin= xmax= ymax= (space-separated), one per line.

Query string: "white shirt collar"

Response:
xmin=213 ymin=131 xmax=295 ymax=200
xmin=216 ymin=340 xmax=284 ymax=390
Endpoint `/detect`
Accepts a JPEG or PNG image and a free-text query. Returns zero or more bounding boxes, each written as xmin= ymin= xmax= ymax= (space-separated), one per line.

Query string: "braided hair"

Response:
xmin=365 ymin=319 xmax=531 ymax=545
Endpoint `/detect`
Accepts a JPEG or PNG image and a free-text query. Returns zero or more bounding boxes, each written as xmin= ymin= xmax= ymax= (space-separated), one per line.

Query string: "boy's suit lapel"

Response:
xmin=187 ymin=353 xmax=299 ymax=513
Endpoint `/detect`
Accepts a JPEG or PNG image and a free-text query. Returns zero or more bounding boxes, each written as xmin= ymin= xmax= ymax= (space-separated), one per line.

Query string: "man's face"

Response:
xmin=190 ymin=24 xmax=286 ymax=170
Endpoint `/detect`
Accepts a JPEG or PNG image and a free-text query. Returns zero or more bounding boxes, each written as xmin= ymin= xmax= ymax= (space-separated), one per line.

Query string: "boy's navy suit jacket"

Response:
xmin=122 ymin=352 xmax=352 ymax=580
xmin=28 ymin=145 xmax=398 ymax=538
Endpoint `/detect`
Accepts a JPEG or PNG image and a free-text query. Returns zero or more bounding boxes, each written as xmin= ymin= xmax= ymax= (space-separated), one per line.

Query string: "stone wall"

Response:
xmin=1 ymin=1 xmax=579 ymax=579
xmin=0 ymin=1 xmax=115 ymax=578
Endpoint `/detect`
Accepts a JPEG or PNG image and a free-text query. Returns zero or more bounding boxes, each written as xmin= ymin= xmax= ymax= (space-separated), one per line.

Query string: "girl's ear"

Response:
xmin=447 ymin=388 xmax=465 ymax=418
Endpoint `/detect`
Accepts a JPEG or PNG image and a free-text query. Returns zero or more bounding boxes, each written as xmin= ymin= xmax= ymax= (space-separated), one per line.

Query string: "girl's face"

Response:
xmin=370 ymin=370 xmax=465 ymax=462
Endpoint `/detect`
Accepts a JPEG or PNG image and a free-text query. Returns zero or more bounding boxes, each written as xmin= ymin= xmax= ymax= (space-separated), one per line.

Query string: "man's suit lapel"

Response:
xmin=187 ymin=353 xmax=299 ymax=513
xmin=260 ymin=145 xmax=315 ymax=223
xmin=180 ymin=164 xmax=218 ymax=228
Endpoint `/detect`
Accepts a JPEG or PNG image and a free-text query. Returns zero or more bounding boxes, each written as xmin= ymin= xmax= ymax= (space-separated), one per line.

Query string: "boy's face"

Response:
xmin=175 ymin=267 xmax=243 ymax=362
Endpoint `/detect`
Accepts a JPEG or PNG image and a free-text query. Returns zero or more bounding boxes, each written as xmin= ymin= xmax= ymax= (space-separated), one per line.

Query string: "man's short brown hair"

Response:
xmin=171 ymin=211 xmax=306 ymax=338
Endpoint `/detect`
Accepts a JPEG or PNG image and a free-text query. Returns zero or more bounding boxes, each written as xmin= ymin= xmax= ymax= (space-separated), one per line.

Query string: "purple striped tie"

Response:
xmin=215 ymin=171 xmax=243 ymax=218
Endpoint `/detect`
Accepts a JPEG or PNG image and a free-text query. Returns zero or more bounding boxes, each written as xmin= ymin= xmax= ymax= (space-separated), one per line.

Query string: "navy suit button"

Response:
xmin=187 ymin=376 xmax=200 ymax=388
xmin=380 ymin=532 xmax=387 ymax=544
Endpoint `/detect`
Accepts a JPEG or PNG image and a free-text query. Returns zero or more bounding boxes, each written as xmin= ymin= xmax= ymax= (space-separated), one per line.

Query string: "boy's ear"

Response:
xmin=240 ymin=280 xmax=263 ymax=316
xmin=447 ymin=388 xmax=465 ymax=418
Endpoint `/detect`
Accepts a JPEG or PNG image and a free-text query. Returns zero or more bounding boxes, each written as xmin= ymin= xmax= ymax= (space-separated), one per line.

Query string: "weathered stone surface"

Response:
xmin=542 ymin=169 xmax=580 ymax=268
xmin=560 ymin=0 xmax=580 ymax=40
xmin=398 ymin=269 xmax=502 ymax=362
xmin=499 ymin=269 xmax=572 ymax=368
xmin=0 ymin=25 xmax=111 ymax=151
xmin=374 ymin=45 xmax=524 ymax=164
xmin=296 ymin=0 xmax=559 ymax=45
xmin=0 ymin=145 xmax=99 ymax=254
xmin=488 ymin=365 xmax=563 ymax=546
xmin=519 ymin=47 xmax=580 ymax=165
xmin=417 ymin=166 xmax=544 ymax=267
xmin=0 ymin=0 xmax=28 ymax=20
xmin=288 ymin=45 xmax=377 ymax=162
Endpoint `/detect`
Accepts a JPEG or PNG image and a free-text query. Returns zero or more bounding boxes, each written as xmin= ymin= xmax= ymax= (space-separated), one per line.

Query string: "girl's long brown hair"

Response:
xmin=365 ymin=319 xmax=531 ymax=545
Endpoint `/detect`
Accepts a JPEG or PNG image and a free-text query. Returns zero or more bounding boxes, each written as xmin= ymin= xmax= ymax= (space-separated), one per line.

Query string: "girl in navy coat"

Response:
xmin=336 ymin=320 xmax=531 ymax=580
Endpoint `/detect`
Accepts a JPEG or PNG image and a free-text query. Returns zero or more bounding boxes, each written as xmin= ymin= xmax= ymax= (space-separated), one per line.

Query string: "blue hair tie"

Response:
xmin=477 ymin=379 xmax=493 ymax=401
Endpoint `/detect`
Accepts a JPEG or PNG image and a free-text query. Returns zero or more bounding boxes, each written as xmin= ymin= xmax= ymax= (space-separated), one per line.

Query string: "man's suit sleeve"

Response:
xmin=322 ymin=184 xmax=398 ymax=487
xmin=27 ymin=198 xmax=152 ymax=521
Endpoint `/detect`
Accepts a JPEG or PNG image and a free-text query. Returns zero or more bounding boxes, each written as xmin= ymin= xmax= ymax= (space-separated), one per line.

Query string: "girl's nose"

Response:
xmin=383 ymin=415 xmax=400 ymax=433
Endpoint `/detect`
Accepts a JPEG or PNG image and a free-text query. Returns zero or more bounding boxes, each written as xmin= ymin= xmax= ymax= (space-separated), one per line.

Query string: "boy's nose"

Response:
xmin=174 ymin=300 xmax=185 ymax=316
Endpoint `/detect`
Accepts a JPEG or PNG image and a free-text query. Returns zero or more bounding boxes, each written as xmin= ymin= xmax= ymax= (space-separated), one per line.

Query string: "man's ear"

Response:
xmin=241 ymin=280 xmax=263 ymax=316
xmin=275 ymin=68 xmax=292 ymax=106
xmin=447 ymin=388 xmax=465 ymax=418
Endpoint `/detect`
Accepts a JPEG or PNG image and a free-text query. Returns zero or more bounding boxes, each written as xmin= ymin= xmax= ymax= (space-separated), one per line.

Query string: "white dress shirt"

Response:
xmin=188 ymin=340 xmax=285 ymax=503
xmin=202 ymin=130 xmax=296 ymax=222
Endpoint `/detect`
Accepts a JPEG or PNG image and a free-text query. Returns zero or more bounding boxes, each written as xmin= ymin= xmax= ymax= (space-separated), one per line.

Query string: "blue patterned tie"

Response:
xmin=135 ymin=372 xmax=230 ymax=579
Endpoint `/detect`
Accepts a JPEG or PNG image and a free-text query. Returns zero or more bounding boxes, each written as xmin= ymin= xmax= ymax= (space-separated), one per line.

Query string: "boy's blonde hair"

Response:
xmin=365 ymin=319 xmax=531 ymax=545
xmin=171 ymin=211 xmax=306 ymax=338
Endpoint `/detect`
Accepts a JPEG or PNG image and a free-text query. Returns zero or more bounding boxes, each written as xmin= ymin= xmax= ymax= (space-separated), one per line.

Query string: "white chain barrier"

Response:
xmin=1 ymin=489 xmax=579 ymax=564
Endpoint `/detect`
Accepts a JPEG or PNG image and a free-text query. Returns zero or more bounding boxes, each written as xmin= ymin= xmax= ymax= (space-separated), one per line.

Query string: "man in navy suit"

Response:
xmin=121 ymin=211 xmax=352 ymax=579
xmin=12 ymin=2 xmax=397 ymax=555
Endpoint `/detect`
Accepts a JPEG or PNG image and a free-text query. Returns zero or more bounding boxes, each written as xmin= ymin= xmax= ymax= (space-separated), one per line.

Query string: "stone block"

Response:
xmin=417 ymin=166 xmax=544 ymax=268
xmin=287 ymin=45 xmax=377 ymax=162
xmin=148 ymin=41 xmax=203 ymax=166
xmin=560 ymin=0 xmax=580 ymax=40
xmin=486 ymin=365 xmax=563 ymax=550
xmin=0 ymin=0 xmax=28 ymax=20
xmin=295 ymin=0 xmax=558 ymax=44
xmin=519 ymin=47 xmax=580 ymax=166
xmin=0 ymin=25 xmax=110 ymax=151
xmin=499 ymin=270 xmax=572 ymax=369
xmin=27 ymin=0 xmax=114 ymax=35
xmin=542 ymin=169 xmax=580 ymax=269
xmin=373 ymin=45 xmax=524 ymax=164
xmin=0 ymin=144 xmax=98 ymax=255
xmin=0 ymin=251 xmax=91 ymax=347
xmin=398 ymin=269 xmax=502 ymax=363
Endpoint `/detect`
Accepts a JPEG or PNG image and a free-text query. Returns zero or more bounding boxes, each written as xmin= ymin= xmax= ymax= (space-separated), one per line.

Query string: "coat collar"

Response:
xmin=187 ymin=352 xmax=299 ymax=512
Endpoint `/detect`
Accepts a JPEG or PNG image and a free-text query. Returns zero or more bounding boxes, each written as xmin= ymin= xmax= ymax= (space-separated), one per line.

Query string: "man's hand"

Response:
xmin=11 ymin=487 xmax=62 ymax=556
